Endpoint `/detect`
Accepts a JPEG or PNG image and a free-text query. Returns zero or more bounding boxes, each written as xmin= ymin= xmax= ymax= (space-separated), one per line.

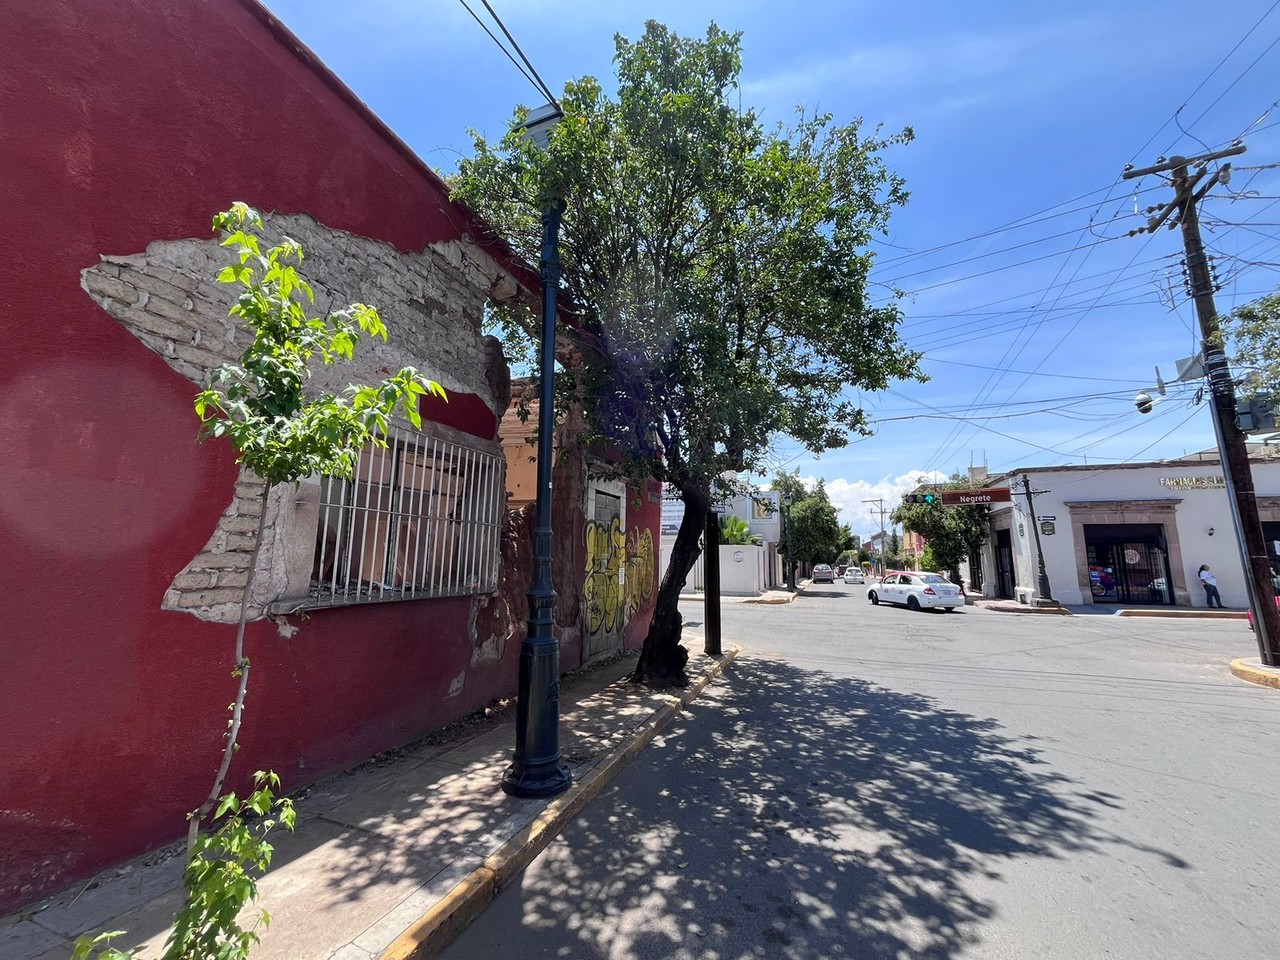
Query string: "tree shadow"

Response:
xmin=442 ymin=655 xmax=1189 ymax=959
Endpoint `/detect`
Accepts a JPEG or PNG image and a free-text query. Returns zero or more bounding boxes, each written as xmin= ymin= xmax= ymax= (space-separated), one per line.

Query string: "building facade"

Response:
xmin=1 ymin=0 xmax=658 ymax=911
xmin=967 ymin=454 xmax=1280 ymax=608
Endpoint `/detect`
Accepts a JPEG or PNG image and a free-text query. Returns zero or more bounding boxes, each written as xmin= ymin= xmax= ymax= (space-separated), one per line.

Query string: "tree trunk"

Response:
xmin=187 ymin=482 xmax=271 ymax=856
xmin=632 ymin=485 xmax=709 ymax=687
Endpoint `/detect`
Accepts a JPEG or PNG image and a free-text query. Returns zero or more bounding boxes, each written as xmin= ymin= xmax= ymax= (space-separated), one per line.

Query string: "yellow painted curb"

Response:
xmin=1230 ymin=658 xmax=1280 ymax=690
xmin=378 ymin=644 xmax=741 ymax=960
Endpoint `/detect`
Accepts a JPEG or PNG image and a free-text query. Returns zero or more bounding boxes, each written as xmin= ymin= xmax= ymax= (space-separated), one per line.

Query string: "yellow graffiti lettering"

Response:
xmin=584 ymin=520 xmax=655 ymax=636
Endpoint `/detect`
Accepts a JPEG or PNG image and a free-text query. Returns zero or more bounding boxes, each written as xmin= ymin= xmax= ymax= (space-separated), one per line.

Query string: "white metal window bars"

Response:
xmin=310 ymin=427 xmax=503 ymax=606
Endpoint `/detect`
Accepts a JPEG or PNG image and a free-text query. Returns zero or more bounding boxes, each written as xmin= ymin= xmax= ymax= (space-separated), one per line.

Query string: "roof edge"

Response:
xmin=233 ymin=0 xmax=542 ymax=298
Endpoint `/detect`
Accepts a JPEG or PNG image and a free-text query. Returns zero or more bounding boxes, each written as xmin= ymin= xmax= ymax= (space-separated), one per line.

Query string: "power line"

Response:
xmin=902 ymin=271 xmax=1169 ymax=334
xmin=883 ymin=388 xmax=1083 ymax=462
xmin=1052 ymin=404 xmax=1207 ymax=479
xmin=1183 ymin=31 xmax=1280 ymax=136
xmin=876 ymin=211 xmax=1142 ymax=287
xmin=873 ymin=185 xmax=1162 ymax=269
xmin=921 ymin=357 xmax=1148 ymax=384
xmin=477 ymin=0 xmax=560 ymax=107
xmin=897 ymin=255 xmax=1180 ymax=323
xmin=1152 ymin=0 xmax=1280 ymax=156
xmin=895 ymin=234 xmax=1128 ymax=297
xmin=922 ymin=189 xmax=1133 ymax=472
xmin=458 ymin=0 xmax=559 ymax=107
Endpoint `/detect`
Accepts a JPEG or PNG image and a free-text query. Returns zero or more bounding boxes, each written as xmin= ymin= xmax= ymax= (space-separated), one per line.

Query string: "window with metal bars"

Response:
xmin=309 ymin=427 xmax=504 ymax=606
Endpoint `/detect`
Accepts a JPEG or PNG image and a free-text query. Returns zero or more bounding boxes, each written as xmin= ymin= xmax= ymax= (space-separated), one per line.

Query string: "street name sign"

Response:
xmin=941 ymin=487 xmax=1013 ymax=506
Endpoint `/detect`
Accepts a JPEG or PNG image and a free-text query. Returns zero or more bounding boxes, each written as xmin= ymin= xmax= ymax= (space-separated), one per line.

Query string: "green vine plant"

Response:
xmin=74 ymin=202 xmax=443 ymax=960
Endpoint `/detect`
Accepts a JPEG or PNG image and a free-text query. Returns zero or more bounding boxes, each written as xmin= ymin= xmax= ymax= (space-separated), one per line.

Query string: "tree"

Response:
xmin=787 ymin=481 xmax=842 ymax=566
xmin=454 ymin=22 xmax=920 ymax=685
xmin=885 ymin=530 xmax=902 ymax=568
xmin=892 ymin=475 xmax=988 ymax=586
xmin=770 ymin=468 xmax=809 ymax=506
xmin=920 ymin=545 xmax=940 ymax=572
xmin=719 ymin=514 xmax=762 ymax=545
xmin=1227 ymin=287 xmax=1280 ymax=394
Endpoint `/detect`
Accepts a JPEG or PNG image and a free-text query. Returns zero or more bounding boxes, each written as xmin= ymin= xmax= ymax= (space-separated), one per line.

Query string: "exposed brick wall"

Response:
xmin=81 ymin=213 xmax=519 ymax=623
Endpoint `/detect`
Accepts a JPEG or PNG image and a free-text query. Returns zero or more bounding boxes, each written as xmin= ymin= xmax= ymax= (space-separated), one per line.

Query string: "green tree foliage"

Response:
xmin=769 ymin=469 xmax=809 ymax=506
xmin=453 ymin=22 xmax=920 ymax=684
xmin=885 ymin=530 xmax=902 ymax=568
xmin=189 ymin=203 xmax=442 ymax=846
xmin=1227 ymin=287 xmax=1280 ymax=394
xmin=719 ymin=514 xmax=762 ymax=545
xmin=920 ymin=545 xmax=940 ymax=572
xmin=785 ymin=480 xmax=842 ymax=565
xmin=892 ymin=475 xmax=988 ymax=585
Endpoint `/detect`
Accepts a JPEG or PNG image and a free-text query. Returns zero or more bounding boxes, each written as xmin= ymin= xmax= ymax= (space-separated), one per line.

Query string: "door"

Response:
xmin=1084 ymin=527 xmax=1174 ymax=605
xmin=996 ymin=529 xmax=1015 ymax=600
xmin=584 ymin=486 xmax=625 ymax=663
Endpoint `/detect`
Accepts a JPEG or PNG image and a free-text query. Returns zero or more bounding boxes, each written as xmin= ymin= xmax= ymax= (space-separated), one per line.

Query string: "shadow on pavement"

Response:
xmin=445 ymin=655 xmax=1188 ymax=959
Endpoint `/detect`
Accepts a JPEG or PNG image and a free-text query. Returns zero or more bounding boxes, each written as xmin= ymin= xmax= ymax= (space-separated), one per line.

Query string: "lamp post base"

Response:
xmin=501 ymin=759 xmax=571 ymax=798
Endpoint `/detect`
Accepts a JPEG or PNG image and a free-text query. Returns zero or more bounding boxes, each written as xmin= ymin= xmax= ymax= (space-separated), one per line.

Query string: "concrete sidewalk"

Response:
xmin=679 ymin=579 xmax=809 ymax=605
xmin=3 ymin=648 xmax=739 ymax=960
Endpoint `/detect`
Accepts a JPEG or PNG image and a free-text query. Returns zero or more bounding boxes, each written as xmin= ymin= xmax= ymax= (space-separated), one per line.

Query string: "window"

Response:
xmin=309 ymin=427 xmax=504 ymax=606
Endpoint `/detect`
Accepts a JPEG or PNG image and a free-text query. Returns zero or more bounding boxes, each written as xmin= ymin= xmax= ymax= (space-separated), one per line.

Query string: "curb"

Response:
xmin=379 ymin=644 xmax=741 ymax=960
xmin=1229 ymin=657 xmax=1280 ymax=690
xmin=1118 ymin=609 xmax=1247 ymax=619
xmin=972 ymin=604 xmax=1073 ymax=616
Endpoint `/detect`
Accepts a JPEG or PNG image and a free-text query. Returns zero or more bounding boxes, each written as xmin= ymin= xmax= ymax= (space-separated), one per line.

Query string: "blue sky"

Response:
xmin=264 ymin=0 xmax=1280 ymax=539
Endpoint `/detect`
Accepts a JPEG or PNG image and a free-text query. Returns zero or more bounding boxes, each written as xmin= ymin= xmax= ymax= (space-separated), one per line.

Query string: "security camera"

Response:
xmin=1135 ymin=391 xmax=1154 ymax=415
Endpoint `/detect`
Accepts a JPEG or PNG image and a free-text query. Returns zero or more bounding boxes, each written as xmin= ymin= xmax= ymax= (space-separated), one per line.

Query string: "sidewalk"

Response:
xmin=2 ymin=648 xmax=740 ymax=960
xmin=679 ymin=579 xmax=809 ymax=605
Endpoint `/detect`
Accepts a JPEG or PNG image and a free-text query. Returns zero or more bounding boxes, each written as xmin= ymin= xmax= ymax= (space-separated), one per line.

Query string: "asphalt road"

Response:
xmin=442 ymin=585 xmax=1280 ymax=959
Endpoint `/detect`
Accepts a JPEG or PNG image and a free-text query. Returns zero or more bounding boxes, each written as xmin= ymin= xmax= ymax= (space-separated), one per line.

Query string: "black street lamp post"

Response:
xmin=503 ymin=106 xmax=571 ymax=799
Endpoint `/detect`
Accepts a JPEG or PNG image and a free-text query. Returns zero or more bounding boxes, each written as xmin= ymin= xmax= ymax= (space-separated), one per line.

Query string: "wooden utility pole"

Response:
xmin=1124 ymin=144 xmax=1279 ymax=665
xmin=863 ymin=498 xmax=887 ymax=576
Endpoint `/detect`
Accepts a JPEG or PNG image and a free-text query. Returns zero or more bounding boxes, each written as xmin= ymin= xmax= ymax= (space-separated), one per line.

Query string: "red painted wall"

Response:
xmin=622 ymin=477 xmax=663 ymax=650
xmin=0 ymin=0 xmax=535 ymax=910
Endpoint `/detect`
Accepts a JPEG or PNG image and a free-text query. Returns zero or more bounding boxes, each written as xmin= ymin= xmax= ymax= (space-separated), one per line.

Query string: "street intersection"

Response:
xmin=444 ymin=587 xmax=1279 ymax=959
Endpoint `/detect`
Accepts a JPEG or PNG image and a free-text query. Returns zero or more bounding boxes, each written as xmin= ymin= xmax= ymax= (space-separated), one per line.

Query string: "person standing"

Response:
xmin=1198 ymin=564 xmax=1224 ymax=608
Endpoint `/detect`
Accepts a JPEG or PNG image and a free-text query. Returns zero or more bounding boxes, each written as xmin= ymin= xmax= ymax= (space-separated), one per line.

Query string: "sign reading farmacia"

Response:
xmin=1159 ymin=476 xmax=1226 ymax=489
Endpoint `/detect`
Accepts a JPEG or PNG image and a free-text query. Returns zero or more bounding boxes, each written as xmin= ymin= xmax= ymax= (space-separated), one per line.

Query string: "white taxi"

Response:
xmin=868 ymin=572 xmax=964 ymax=612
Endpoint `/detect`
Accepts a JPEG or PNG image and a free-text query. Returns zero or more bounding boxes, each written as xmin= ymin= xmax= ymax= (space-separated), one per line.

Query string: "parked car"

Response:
xmin=868 ymin=571 xmax=964 ymax=612
xmin=844 ymin=567 xmax=865 ymax=584
xmin=812 ymin=563 xmax=835 ymax=583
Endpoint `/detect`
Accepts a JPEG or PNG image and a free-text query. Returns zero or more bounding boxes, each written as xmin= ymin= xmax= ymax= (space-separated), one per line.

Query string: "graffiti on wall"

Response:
xmin=584 ymin=518 xmax=655 ymax=635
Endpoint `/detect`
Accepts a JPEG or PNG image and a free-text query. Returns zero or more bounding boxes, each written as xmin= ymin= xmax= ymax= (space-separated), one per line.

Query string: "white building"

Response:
xmin=966 ymin=452 xmax=1280 ymax=608
xmin=658 ymin=488 xmax=783 ymax=595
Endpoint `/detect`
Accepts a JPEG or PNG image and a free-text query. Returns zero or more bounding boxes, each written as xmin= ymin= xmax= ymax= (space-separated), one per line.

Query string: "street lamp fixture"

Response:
xmin=503 ymin=103 xmax=571 ymax=799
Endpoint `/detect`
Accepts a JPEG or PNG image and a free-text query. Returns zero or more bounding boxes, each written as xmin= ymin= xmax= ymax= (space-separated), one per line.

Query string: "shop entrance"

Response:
xmin=995 ymin=528 xmax=1015 ymax=600
xmin=1083 ymin=523 xmax=1173 ymax=604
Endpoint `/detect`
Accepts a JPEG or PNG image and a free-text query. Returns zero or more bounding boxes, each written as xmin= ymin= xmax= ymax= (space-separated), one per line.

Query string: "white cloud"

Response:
xmin=742 ymin=18 xmax=1106 ymax=118
xmin=767 ymin=468 xmax=952 ymax=540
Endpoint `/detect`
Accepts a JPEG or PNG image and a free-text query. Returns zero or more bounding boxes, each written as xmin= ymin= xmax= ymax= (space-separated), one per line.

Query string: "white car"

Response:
xmin=868 ymin=572 xmax=964 ymax=612
xmin=844 ymin=567 xmax=865 ymax=584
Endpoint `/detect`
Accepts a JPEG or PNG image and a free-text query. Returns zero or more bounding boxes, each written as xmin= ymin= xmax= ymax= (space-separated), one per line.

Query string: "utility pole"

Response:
xmin=1124 ymin=144 xmax=1279 ymax=666
xmin=704 ymin=510 xmax=722 ymax=655
xmin=1020 ymin=474 xmax=1056 ymax=605
xmin=863 ymin=498 xmax=887 ymax=577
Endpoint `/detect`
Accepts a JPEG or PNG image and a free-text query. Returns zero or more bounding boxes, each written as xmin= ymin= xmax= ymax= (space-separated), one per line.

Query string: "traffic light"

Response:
xmin=903 ymin=492 xmax=938 ymax=505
